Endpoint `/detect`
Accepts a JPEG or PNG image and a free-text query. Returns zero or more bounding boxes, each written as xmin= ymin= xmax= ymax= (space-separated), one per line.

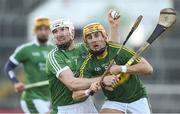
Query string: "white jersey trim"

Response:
xmin=48 ymin=48 xmax=62 ymax=72
xmin=56 ymin=66 xmax=70 ymax=78
xmin=9 ymin=42 xmax=34 ymax=65
xmin=9 ymin=56 xmax=19 ymax=65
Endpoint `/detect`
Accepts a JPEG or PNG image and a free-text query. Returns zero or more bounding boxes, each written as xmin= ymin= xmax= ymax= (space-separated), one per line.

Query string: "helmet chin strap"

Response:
xmin=90 ymin=45 xmax=107 ymax=56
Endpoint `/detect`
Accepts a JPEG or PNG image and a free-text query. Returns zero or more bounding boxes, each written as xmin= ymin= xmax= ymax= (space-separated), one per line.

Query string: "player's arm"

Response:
xmin=4 ymin=60 xmax=19 ymax=83
xmin=4 ymin=60 xmax=25 ymax=92
xmin=108 ymin=9 xmax=120 ymax=43
xmin=72 ymin=82 xmax=100 ymax=101
xmin=126 ymin=57 xmax=153 ymax=75
xmin=110 ymin=57 xmax=153 ymax=75
xmin=72 ymin=75 xmax=120 ymax=101
xmin=72 ymin=90 xmax=89 ymax=101
xmin=58 ymin=69 xmax=101 ymax=91
xmin=4 ymin=45 xmax=27 ymax=92
xmin=47 ymin=52 xmax=101 ymax=91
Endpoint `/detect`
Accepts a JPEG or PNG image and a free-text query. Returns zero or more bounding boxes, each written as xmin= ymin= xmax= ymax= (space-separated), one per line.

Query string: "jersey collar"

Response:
xmin=96 ymin=50 xmax=108 ymax=60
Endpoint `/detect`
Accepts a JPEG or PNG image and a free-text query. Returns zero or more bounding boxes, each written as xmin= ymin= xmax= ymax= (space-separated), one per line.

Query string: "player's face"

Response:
xmin=35 ymin=26 xmax=50 ymax=43
xmin=86 ymin=31 xmax=106 ymax=52
xmin=52 ymin=27 xmax=72 ymax=46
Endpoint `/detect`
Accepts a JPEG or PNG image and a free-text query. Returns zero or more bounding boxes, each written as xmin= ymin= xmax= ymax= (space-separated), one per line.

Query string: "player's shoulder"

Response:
xmin=48 ymin=47 xmax=58 ymax=56
xmin=47 ymin=47 xmax=59 ymax=62
xmin=14 ymin=41 xmax=35 ymax=52
xmin=17 ymin=41 xmax=34 ymax=48
xmin=47 ymin=42 xmax=55 ymax=48
xmin=75 ymin=42 xmax=84 ymax=47
xmin=108 ymin=41 xmax=122 ymax=52
xmin=108 ymin=41 xmax=135 ymax=54
xmin=75 ymin=42 xmax=88 ymax=50
xmin=108 ymin=41 xmax=122 ymax=48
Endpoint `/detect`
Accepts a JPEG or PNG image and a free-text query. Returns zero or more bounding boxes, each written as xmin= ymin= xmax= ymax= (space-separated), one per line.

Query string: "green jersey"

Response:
xmin=46 ymin=43 xmax=88 ymax=112
xmin=80 ymin=42 xmax=147 ymax=103
xmin=10 ymin=41 xmax=54 ymax=101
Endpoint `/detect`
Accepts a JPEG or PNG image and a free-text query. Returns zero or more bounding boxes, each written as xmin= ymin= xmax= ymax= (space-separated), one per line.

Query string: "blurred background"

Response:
xmin=0 ymin=0 xmax=180 ymax=113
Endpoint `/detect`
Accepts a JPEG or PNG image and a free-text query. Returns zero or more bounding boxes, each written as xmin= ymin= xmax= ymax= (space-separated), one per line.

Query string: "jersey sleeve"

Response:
xmin=9 ymin=45 xmax=28 ymax=65
xmin=46 ymin=50 xmax=70 ymax=78
xmin=76 ymin=42 xmax=89 ymax=51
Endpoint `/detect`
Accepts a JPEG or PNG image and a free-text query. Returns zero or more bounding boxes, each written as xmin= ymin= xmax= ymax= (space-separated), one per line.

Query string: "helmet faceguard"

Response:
xmin=83 ymin=23 xmax=108 ymax=43
xmin=83 ymin=23 xmax=108 ymax=56
xmin=51 ymin=19 xmax=75 ymax=50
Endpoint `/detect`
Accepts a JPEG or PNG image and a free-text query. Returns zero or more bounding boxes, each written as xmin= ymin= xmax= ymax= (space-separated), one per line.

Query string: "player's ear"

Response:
xmin=70 ymin=29 xmax=75 ymax=40
xmin=72 ymin=29 xmax=75 ymax=36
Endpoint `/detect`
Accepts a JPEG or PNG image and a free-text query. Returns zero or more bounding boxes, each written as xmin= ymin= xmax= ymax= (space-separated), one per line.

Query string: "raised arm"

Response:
xmin=108 ymin=9 xmax=120 ymax=43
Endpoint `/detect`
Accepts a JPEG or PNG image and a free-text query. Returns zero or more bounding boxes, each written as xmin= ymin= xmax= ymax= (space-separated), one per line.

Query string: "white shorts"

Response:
xmin=101 ymin=97 xmax=151 ymax=114
xmin=20 ymin=99 xmax=50 ymax=114
xmin=57 ymin=97 xmax=98 ymax=114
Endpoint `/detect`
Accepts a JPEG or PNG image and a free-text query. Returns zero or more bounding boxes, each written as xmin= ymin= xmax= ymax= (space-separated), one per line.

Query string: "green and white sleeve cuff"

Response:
xmin=56 ymin=66 xmax=70 ymax=78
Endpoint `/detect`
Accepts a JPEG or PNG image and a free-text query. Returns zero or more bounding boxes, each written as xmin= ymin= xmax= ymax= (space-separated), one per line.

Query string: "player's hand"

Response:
xmin=108 ymin=9 xmax=120 ymax=28
xmin=102 ymin=75 xmax=119 ymax=87
xmin=109 ymin=65 xmax=121 ymax=75
xmin=14 ymin=82 xmax=25 ymax=92
xmin=89 ymin=82 xmax=101 ymax=93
